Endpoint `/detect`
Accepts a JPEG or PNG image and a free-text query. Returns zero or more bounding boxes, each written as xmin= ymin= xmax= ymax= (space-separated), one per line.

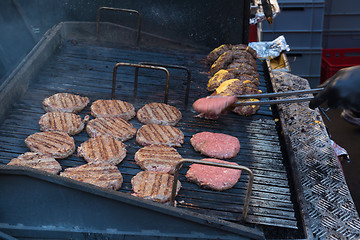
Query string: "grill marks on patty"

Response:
xmin=136 ymin=124 xmax=184 ymax=147
xmin=134 ymin=145 xmax=183 ymax=174
xmin=131 ymin=171 xmax=181 ymax=203
xmin=43 ymin=93 xmax=90 ymax=113
xmin=91 ymin=99 xmax=136 ymax=120
xmin=78 ymin=136 xmax=127 ymax=165
xmin=7 ymin=152 xmax=62 ymax=174
xmin=25 ymin=131 xmax=75 ymax=159
xmin=137 ymin=102 xmax=182 ymax=126
xmin=86 ymin=117 xmax=137 ymax=141
xmin=39 ymin=112 xmax=85 ymax=135
xmin=60 ymin=162 xmax=123 ymax=190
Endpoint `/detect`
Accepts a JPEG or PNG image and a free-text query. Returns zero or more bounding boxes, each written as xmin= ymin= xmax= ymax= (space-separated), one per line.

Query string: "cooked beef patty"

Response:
xmin=214 ymin=79 xmax=260 ymax=97
xmin=39 ymin=112 xmax=85 ymax=135
xmin=186 ymin=158 xmax=242 ymax=191
xmin=25 ymin=131 xmax=75 ymax=159
xmin=134 ymin=145 xmax=183 ymax=174
xmin=90 ymin=99 xmax=136 ymax=120
xmin=60 ymin=162 xmax=123 ymax=190
xmin=7 ymin=152 xmax=61 ymax=174
xmin=42 ymin=93 xmax=89 ymax=113
xmin=77 ymin=135 xmax=127 ymax=165
xmin=137 ymin=102 xmax=182 ymax=126
xmin=190 ymin=132 xmax=240 ymax=159
xmin=232 ymin=99 xmax=261 ymax=116
xmin=86 ymin=117 xmax=137 ymax=141
xmin=136 ymin=124 xmax=184 ymax=147
xmin=131 ymin=171 xmax=181 ymax=203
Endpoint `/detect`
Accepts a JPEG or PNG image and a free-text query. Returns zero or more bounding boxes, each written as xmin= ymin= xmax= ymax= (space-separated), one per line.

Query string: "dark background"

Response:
xmin=0 ymin=0 xmax=249 ymax=83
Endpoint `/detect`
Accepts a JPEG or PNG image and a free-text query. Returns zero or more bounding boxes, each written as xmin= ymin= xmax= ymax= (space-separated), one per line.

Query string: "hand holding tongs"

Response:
xmin=234 ymin=88 xmax=324 ymax=106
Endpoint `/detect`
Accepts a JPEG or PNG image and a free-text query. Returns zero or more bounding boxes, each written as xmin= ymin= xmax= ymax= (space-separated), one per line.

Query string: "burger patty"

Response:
xmin=86 ymin=117 xmax=137 ymax=141
xmin=186 ymin=158 xmax=242 ymax=191
xmin=232 ymin=100 xmax=261 ymax=116
xmin=60 ymin=162 xmax=123 ymax=190
xmin=214 ymin=79 xmax=260 ymax=97
xmin=7 ymin=152 xmax=62 ymax=174
xmin=42 ymin=93 xmax=90 ymax=113
xmin=90 ymin=99 xmax=136 ymax=120
xmin=39 ymin=112 xmax=85 ymax=135
xmin=136 ymin=124 xmax=184 ymax=147
xmin=131 ymin=171 xmax=181 ymax=203
xmin=190 ymin=132 xmax=240 ymax=159
xmin=134 ymin=145 xmax=183 ymax=174
xmin=77 ymin=135 xmax=127 ymax=165
xmin=137 ymin=102 xmax=182 ymax=126
xmin=25 ymin=131 xmax=75 ymax=159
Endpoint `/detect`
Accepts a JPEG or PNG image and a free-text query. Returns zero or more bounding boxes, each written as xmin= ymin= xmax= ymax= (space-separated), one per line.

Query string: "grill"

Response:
xmin=0 ymin=18 xmax=359 ymax=239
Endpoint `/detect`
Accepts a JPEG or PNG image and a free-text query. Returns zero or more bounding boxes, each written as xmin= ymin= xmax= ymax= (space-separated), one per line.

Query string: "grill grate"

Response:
xmin=0 ymin=40 xmax=299 ymax=230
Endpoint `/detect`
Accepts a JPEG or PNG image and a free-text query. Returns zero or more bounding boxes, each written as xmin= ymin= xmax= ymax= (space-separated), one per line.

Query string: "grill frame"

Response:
xmin=0 ymin=21 xmax=315 ymax=239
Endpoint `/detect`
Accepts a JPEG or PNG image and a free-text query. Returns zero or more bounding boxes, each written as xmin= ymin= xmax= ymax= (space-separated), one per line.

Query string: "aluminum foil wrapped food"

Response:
xmin=249 ymin=35 xmax=290 ymax=59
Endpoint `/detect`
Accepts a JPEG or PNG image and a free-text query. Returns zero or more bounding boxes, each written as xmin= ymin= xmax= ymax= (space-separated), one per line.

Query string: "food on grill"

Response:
xmin=136 ymin=124 xmax=184 ymax=147
xmin=25 ymin=131 xmax=75 ymax=159
xmin=207 ymin=70 xmax=260 ymax=91
xmin=232 ymin=99 xmax=261 ymax=116
xmin=60 ymin=162 xmax=123 ymax=190
xmin=7 ymin=152 xmax=62 ymax=174
xmin=131 ymin=171 xmax=181 ymax=203
xmin=227 ymin=67 xmax=260 ymax=80
xmin=43 ymin=93 xmax=90 ymax=113
xmin=137 ymin=102 xmax=182 ymax=126
xmin=191 ymin=132 xmax=240 ymax=159
xmin=204 ymin=44 xmax=232 ymax=66
xmin=90 ymin=99 xmax=136 ymax=120
xmin=86 ymin=117 xmax=137 ymax=141
xmin=231 ymin=50 xmax=257 ymax=67
xmin=227 ymin=62 xmax=257 ymax=72
xmin=39 ymin=112 xmax=86 ymax=135
xmin=77 ymin=136 xmax=127 ymax=165
xmin=185 ymin=158 xmax=241 ymax=191
xmin=209 ymin=50 xmax=234 ymax=76
xmin=134 ymin=145 xmax=183 ymax=174
xmin=193 ymin=96 xmax=237 ymax=120
xmin=214 ymin=79 xmax=260 ymax=96
xmin=204 ymin=44 xmax=257 ymax=66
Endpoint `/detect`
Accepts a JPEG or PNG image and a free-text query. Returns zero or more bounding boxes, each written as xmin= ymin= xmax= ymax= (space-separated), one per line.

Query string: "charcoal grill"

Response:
xmin=0 ymin=9 xmax=359 ymax=240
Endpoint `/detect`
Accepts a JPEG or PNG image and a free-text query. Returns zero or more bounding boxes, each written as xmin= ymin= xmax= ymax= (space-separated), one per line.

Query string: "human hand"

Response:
xmin=309 ymin=66 xmax=360 ymax=111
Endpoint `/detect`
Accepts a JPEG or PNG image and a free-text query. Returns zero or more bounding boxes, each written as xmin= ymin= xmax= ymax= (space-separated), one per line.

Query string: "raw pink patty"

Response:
xmin=190 ymin=132 xmax=240 ymax=159
xmin=186 ymin=158 xmax=241 ymax=191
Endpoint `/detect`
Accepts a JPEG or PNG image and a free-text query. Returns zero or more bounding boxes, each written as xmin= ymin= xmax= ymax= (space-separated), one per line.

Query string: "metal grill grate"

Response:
xmin=0 ymin=39 xmax=300 ymax=231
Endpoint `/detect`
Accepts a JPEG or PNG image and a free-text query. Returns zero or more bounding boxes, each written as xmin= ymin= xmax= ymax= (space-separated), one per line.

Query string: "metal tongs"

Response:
xmin=234 ymin=87 xmax=324 ymax=106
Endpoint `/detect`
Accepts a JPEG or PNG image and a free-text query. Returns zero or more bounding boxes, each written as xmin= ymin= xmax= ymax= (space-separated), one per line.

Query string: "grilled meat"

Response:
xmin=190 ymin=132 xmax=240 ymax=159
xmin=136 ymin=124 xmax=184 ymax=147
xmin=86 ymin=117 xmax=137 ymax=142
xmin=137 ymin=102 xmax=182 ymax=126
xmin=25 ymin=131 xmax=75 ymax=159
xmin=214 ymin=79 xmax=260 ymax=96
xmin=227 ymin=67 xmax=260 ymax=80
xmin=232 ymin=99 xmax=261 ymax=116
xmin=209 ymin=50 xmax=234 ymax=76
xmin=204 ymin=44 xmax=257 ymax=66
xmin=39 ymin=112 xmax=85 ymax=135
xmin=60 ymin=162 xmax=123 ymax=190
xmin=134 ymin=145 xmax=183 ymax=174
xmin=131 ymin=171 xmax=181 ymax=203
xmin=7 ymin=152 xmax=61 ymax=174
xmin=227 ymin=62 xmax=257 ymax=73
xmin=90 ymin=99 xmax=136 ymax=120
xmin=77 ymin=135 xmax=127 ymax=165
xmin=207 ymin=70 xmax=260 ymax=92
xmin=185 ymin=158 xmax=241 ymax=191
xmin=231 ymin=50 xmax=257 ymax=66
xmin=42 ymin=93 xmax=90 ymax=113
xmin=204 ymin=44 xmax=232 ymax=66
